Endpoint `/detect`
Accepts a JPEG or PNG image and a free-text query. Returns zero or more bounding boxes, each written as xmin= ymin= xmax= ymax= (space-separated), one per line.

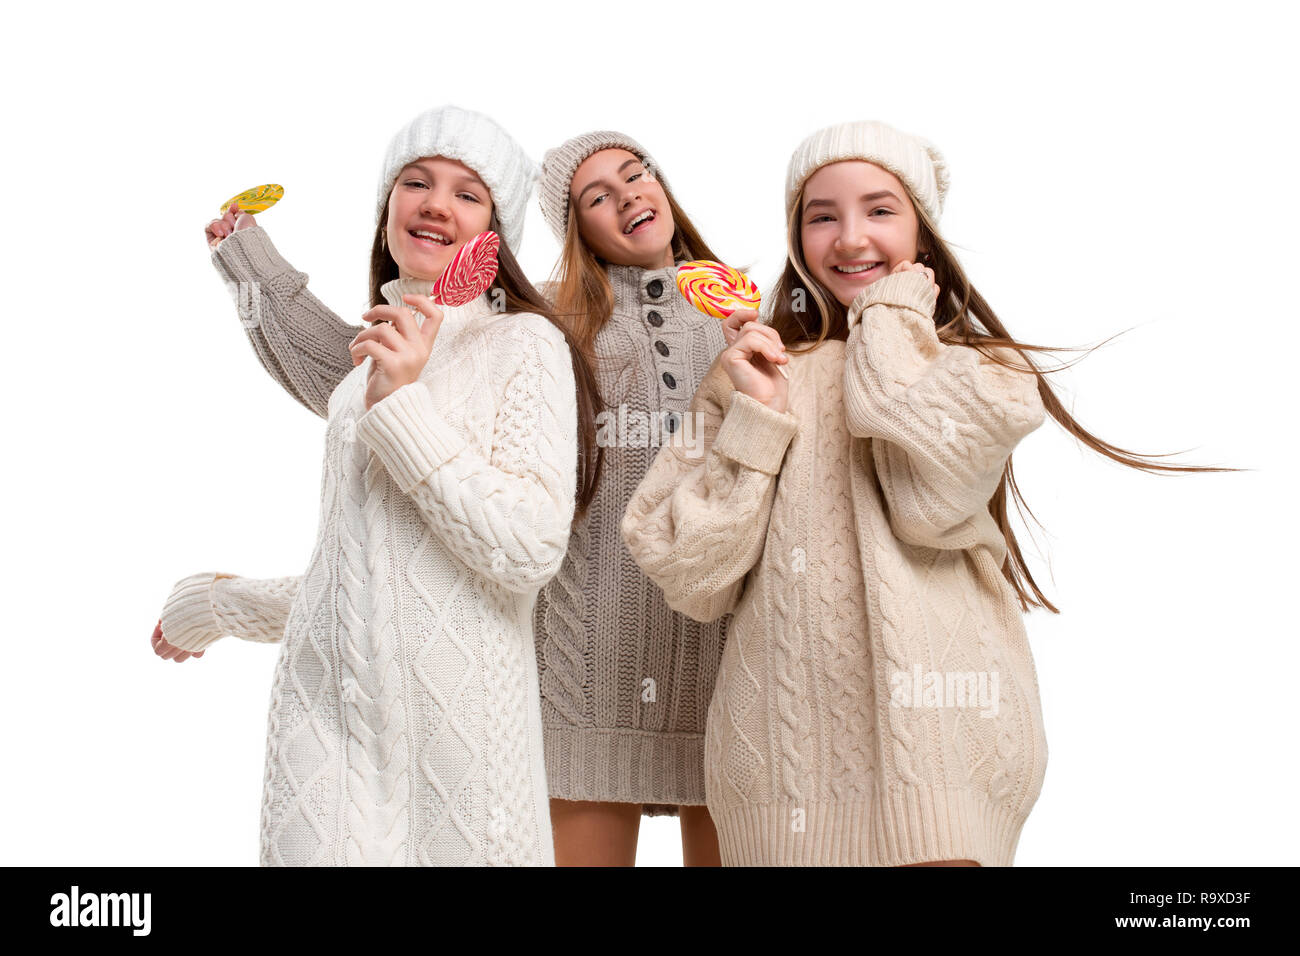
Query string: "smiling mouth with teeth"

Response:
xmin=833 ymin=262 xmax=882 ymax=275
xmin=410 ymin=230 xmax=452 ymax=245
xmin=624 ymin=211 xmax=655 ymax=235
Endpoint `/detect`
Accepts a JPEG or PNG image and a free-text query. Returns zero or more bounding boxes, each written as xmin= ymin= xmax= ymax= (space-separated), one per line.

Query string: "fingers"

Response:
xmin=401 ymin=295 xmax=444 ymax=343
xmin=152 ymin=620 xmax=204 ymax=661
xmin=354 ymin=321 xmax=405 ymax=352
xmin=349 ymin=340 xmax=389 ymax=369
xmin=205 ymin=219 xmax=231 ymax=248
xmin=234 ymin=212 xmax=257 ymax=231
xmin=360 ymin=303 xmax=408 ymax=327
xmin=731 ymin=323 xmax=788 ymax=368
xmin=721 ymin=307 xmax=757 ymax=346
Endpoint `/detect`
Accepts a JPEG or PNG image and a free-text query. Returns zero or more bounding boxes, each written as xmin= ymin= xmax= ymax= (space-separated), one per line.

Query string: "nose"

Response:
xmin=833 ymin=212 xmax=869 ymax=255
xmin=617 ymin=181 xmax=643 ymax=211
xmin=420 ymin=187 xmax=452 ymax=218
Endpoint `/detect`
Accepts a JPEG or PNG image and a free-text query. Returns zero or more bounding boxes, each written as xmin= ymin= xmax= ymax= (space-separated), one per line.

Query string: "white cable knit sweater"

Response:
xmin=160 ymin=276 xmax=577 ymax=866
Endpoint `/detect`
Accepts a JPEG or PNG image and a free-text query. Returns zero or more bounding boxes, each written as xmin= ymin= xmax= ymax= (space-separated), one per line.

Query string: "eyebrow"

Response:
xmin=575 ymin=158 xmax=644 ymax=202
xmin=402 ymin=162 xmax=486 ymax=191
xmin=804 ymin=189 xmax=902 ymax=210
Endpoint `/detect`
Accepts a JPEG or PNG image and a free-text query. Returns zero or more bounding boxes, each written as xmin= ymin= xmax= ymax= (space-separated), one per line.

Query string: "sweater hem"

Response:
xmin=543 ymin=724 xmax=707 ymax=810
xmin=711 ymin=786 xmax=1028 ymax=866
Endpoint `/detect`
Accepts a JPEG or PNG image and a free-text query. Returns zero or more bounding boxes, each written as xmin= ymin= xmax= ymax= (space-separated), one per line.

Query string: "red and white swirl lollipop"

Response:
xmin=431 ymin=230 xmax=501 ymax=307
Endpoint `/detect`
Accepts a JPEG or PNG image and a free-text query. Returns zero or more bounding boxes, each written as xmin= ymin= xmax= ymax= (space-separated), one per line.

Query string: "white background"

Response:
xmin=2 ymin=0 xmax=1295 ymax=866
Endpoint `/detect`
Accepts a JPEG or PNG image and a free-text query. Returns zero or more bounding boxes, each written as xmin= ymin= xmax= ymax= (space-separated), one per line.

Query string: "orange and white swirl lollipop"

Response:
xmin=677 ymin=260 xmax=786 ymax=378
xmin=675 ymin=260 xmax=761 ymax=319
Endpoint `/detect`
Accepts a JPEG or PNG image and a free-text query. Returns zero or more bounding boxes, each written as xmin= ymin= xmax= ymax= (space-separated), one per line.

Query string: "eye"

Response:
xmin=404 ymin=179 xmax=428 ymax=189
xmin=808 ymin=214 xmax=833 ymax=224
xmin=871 ymin=207 xmax=894 ymax=216
xmin=627 ymin=172 xmax=643 ymax=183
xmin=590 ymin=193 xmax=608 ymax=208
xmin=458 ymin=192 xmax=482 ymax=203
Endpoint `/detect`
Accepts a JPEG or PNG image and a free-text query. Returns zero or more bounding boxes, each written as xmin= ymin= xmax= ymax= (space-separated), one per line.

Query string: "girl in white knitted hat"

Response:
xmin=153 ymin=105 xmax=604 ymax=866
xmin=189 ymin=128 xmax=738 ymax=866
xmin=621 ymin=120 xmax=1230 ymax=866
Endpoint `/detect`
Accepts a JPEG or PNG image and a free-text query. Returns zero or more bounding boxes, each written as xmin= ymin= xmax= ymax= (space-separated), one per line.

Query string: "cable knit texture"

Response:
xmin=621 ymin=269 xmax=1048 ymax=866
xmin=160 ymin=276 xmax=576 ymax=865
xmin=532 ymin=263 xmax=729 ymax=813
xmin=207 ymin=228 xmax=731 ymax=814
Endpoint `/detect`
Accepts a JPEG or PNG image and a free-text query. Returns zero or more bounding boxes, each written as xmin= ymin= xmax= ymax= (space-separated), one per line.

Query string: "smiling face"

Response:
xmin=385 ymin=156 xmax=493 ymax=281
xmin=799 ymin=160 xmax=922 ymax=307
xmin=570 ymin=148 xmax=676 ymax=270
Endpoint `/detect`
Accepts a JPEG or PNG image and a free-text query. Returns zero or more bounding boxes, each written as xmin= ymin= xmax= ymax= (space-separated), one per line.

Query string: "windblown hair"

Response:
xmin=768 ymin=182 xmax=1240 ymax=613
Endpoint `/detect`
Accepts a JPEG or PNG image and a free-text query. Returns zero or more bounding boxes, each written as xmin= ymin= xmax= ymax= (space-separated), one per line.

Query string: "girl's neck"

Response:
xmin=620 ymin=246 xmax=674 ymax=271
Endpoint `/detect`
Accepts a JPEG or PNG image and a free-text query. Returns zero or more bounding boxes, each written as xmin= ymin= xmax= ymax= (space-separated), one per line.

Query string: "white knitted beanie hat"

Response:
xmin=784 ymin=120 xmax=951 ymax=224
xmin=538 ymin=130 xmax=671 ymax=241
xmin=375 ymin=104 xmax=540 ymax=253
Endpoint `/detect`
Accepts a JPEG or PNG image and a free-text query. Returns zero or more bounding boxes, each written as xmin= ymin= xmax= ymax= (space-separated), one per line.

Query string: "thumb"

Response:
xmin=235 ymin=212 xmax=257 ymax=231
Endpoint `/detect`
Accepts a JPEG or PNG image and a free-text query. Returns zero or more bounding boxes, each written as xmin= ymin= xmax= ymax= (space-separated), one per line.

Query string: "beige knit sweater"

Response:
xmin=621 ymin=270 xmax=1049 ymax=866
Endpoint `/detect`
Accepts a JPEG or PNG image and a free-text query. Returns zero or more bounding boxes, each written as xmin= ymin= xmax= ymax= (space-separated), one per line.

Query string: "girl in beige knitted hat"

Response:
xmin=621 ymin=119 xmax=1230 ymax=866
xmin=153 ymin=105 xmax=605 ymax=866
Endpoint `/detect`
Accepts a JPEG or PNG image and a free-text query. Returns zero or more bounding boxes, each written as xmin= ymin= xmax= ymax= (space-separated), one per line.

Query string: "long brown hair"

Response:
xmin=549 ymin=180 xmax=721 ymax=358
xmin=769 ymin=181 xmax=1242 ymax=614
xmin=368 ymin=197 xmax=604 ymax=524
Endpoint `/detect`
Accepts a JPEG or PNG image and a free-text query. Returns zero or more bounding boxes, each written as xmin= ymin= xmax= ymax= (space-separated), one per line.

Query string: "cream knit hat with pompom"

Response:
xmin=375 ymin=104 xmax=540 ymax=253
xmin=784 ymin=120 xmax=951 ymax=223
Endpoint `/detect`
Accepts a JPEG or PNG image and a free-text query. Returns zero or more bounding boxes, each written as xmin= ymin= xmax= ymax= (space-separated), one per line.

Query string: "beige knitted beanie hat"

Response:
xmin=538 ymin=130 xmax=670 ymax=241
xmin=376 ymin=104 xmax=540 ymax=253
xmin=785 ymin=120 xmax=951 ymax=224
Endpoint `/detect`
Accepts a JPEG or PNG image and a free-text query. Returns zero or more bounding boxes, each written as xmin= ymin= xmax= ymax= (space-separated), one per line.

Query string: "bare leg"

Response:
xmin=900 ymin=859 xmax=981 ymax=867
xmin=679 ymin=805 xmax=722 ymax=867
xmin=549 ymin=799 xmax=641 ymax=867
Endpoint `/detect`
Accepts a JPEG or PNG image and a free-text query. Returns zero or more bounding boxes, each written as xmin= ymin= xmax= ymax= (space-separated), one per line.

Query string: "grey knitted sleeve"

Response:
xmin=210 ymin=226 xmax=362 ymax=419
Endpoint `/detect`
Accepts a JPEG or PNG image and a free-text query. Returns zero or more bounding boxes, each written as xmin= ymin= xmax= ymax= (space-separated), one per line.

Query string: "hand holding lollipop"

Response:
xmin=677 ymin=260 xmax=787 ymax=379
xmin=206 ymin=183 xmax=284 ymax=249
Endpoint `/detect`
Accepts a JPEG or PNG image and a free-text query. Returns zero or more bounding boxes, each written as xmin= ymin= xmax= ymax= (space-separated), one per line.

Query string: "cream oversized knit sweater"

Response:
xmin=621 ymin=270 xmax=1049 ymax=866
xmin=208 ymin=228 xmax=729 ymax=812
xmin=160 ymin=276 xmax=576 ymax=865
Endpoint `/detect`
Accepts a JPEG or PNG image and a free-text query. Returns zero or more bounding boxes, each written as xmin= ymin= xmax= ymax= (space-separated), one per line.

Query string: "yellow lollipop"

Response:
xmin=220 ymin=184 xmax=284 ymax=215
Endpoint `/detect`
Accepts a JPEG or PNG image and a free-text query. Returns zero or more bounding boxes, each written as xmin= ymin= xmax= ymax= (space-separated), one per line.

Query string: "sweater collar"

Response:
xmin=379 ymin=275 xmax=496 ymax=335
xmin=607 ymin=261 xmax=684 ymax=317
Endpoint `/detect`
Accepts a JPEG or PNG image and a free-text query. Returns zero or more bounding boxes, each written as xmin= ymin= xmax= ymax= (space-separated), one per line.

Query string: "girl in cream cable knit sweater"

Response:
xmin=623 ymin=122 xmax=1044 ymax=867
xmin=154 ymin=106 xmax=604 ymax=866
xmin=621 ymin=120 xmax=1229 ymax=866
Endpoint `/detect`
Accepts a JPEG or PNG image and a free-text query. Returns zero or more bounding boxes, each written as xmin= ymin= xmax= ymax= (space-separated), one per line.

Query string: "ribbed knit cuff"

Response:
xmin=159 ymin=572 xmax=226 ymax=653
xmin=712 ymin=788 xmax=1028 ymax=867
xmin=712 ymin=392 xmax=799 ymax=476
xmin=210 ymin=226 xmax=291 ymax=284
xmin=354 ymin=381 xmax=468 ymax=493
xmin=847 ymin=270 xmax=938 ymax=331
